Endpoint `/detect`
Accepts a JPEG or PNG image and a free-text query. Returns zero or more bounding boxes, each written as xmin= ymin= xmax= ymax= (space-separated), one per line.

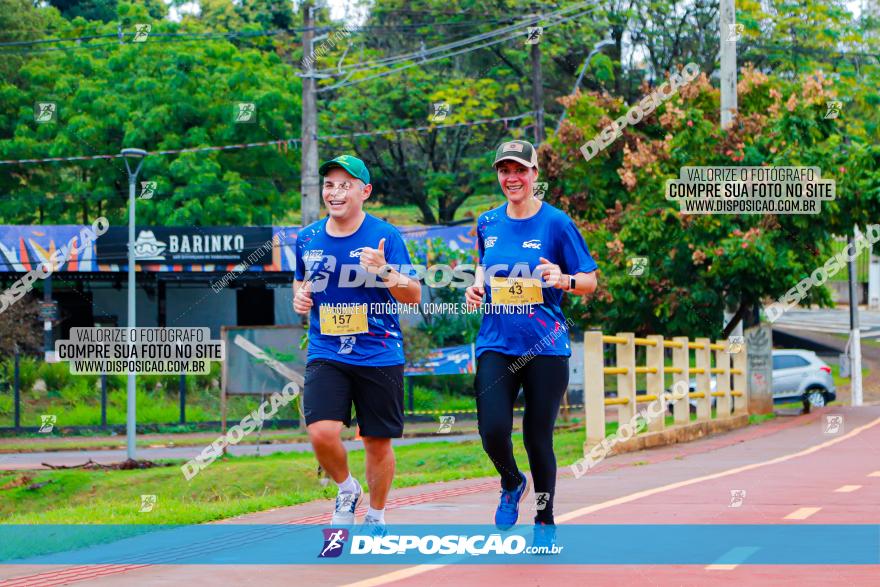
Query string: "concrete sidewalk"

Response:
xmin=0 ymin=432 xmax=481 ymax=470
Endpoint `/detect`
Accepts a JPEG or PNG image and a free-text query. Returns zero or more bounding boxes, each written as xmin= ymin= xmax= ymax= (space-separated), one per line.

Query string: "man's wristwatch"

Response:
xmin=380 ymin=265 xmax=409 ymax=287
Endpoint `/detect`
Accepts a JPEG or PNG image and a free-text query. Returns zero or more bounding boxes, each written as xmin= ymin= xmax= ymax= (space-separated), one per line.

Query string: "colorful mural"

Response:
xmin=0 ymin=224 xmax=476 ymax=273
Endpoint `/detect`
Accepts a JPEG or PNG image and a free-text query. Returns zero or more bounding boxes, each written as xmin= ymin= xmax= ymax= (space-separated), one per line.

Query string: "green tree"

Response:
xmin=546 ymin=59 xmax=878 ymax=338
xmin=48 ymin=0 xmax=167 ymax=22
xmin=0 ymin=1 xmax=302 ymax=226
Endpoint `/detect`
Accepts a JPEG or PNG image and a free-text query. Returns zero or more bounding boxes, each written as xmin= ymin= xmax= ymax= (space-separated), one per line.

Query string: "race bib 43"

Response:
xmin=490 ymin=277 xmax=544 ymax=306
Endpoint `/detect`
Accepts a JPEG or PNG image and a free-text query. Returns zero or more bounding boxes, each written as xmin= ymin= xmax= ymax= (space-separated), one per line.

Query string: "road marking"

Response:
xmin=557 ymin=416 xmax=880 ymax=523
xmin=868 ymin=471 xmax=880 ymax=477
xmin=784 ymin=507 xmax=821 ymax=520
xmin=341 ymin=565 xmax=446 ymax=587
xmin=341 ymin=415 xmax=880 ymax=587
xmin=705 ymin=546 xmax=760 ymax=570
xmin=834 ymin=485 xmax=862 ymax=493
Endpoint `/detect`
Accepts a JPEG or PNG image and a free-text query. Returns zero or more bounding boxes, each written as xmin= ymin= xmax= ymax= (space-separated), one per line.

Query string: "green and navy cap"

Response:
xmin=493 ymin=139 xmax=539 ymax=169
xmin=319 ymin=154 xmax=370 ymax=185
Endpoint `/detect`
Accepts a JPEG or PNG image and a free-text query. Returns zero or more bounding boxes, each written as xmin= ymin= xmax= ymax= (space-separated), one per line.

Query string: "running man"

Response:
xmin=465 ymin=140 xmax=598 ymax=547
xmin=293 ymin=155 xmax=422 ymax=531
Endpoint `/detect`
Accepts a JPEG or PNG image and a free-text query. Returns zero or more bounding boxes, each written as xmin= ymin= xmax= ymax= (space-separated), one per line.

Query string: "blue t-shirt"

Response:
xmin=475 ymin=202 xmax=598 ymax=358
xmin=295 ymin=213 xmax=415 ymax=367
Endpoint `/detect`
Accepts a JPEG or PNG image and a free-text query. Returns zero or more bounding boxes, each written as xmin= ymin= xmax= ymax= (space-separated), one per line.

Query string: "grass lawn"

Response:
xmin=0 ymin=414 xmax=773 ymax=526
xmin=0 ymin=431 xmax=312 ymax=453
xmin=0 ymin=418 xmax=486 ymax=453
xmin=0 ymin=375 xmax=477 ymax=433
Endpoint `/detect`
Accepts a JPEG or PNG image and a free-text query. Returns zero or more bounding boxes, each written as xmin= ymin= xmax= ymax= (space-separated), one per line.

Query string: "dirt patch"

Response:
xmin=0 ymin=473 xmax=33 ymax=490
xmin=41 ymin=459 xmax=173 ymax=471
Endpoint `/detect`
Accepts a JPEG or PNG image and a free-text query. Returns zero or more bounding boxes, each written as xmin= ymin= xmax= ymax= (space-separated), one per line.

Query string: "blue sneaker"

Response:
xmin=495 ymin=472 xmax=529 ymax=530
xmin=359 ymin=515 xmax=387 ymax=538
xmin=532 ymin=522 xmax=558 ymax=555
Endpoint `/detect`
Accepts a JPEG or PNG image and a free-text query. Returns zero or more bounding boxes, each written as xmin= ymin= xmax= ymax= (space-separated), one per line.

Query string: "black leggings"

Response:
xmin=475 ymin=351 xmax=569 ymax=524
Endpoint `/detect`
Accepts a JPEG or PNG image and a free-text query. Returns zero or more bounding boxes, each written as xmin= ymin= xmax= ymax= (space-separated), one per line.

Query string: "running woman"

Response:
xmin=465 ymin=140 xmax=598 ymax=546
xmin=293 ymin=155 xmax=421 ymax=532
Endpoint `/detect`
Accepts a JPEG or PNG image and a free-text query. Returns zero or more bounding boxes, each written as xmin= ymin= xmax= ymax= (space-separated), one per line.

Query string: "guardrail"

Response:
xmin=583 ymin=332 xmax=748 ymax=448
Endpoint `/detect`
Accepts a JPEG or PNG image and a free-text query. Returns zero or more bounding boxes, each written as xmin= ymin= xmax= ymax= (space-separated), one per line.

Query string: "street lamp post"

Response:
xmin=121 ymin=148 xmax=148 ymax=461
xmin=849 ymin=227 xmax=864 ymax=406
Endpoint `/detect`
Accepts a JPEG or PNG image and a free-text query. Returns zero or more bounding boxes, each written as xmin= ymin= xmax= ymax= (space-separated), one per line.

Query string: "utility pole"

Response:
xmin=526 ymin=9 xmax=544 ymax=144
xmin=301 ymin=1 xmax=321 ymax=227
xmin=530 ymin=28 xmax=544 ymax=144
xmin=849 ymin=227 xmax=864 ymax=406
xmin=720 ymin=0 xmax=741 ymax=337
xmin=719 ymin=0 xmax=737 ymax=129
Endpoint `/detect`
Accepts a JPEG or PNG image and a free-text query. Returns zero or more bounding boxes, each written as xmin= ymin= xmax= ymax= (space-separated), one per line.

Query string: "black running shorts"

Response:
xmin=303 ymin=359 xmax=405 ymax=438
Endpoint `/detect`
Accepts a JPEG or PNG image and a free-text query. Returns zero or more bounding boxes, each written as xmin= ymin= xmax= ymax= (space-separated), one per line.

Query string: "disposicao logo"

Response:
xmin=319 ymin=528 xmax=349 ymax=558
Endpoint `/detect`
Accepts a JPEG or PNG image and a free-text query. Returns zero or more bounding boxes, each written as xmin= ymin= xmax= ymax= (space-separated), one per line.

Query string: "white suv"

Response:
xmin=772 ymin=349 xmax=836 ymax=407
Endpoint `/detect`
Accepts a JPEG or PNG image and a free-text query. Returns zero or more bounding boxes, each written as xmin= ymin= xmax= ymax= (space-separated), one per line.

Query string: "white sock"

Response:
xmin=336 ymin=474 xmax=359 ymax=494
xmin=366 ymin=507 xmax=385 ymax=523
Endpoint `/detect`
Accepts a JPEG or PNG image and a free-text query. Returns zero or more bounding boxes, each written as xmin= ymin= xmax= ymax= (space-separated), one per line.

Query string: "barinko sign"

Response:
xmin=98 ymin=227 xmax=274 ymax=264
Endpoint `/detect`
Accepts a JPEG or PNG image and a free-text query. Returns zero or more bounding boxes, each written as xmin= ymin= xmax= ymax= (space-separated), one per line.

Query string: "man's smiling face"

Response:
xmin=322 ymin=167 xmax=371 ymax=220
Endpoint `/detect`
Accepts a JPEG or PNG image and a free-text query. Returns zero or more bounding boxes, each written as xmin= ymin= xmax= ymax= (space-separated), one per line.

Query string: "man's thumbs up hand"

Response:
xmin=360 ymin=237 xmax=388 ymax=274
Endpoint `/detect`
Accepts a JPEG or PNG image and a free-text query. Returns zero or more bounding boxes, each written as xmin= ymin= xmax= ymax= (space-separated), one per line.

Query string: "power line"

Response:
xmin=313 ymin=15 xmax=540 ymax=75
xmin=313 ymin=2 xmax=599 ymax=77
xmin=743 ymin=43 xmax=880 ymax=60
xmin=317 ymin=6 xmax=598 ymax=93
xmin=0 ymin=17 xmax=517 ymax=53
xmin=322 ymin=111 xmax=533 ymax=139
xmin=0 ymin=112 xmax=533 ymax=166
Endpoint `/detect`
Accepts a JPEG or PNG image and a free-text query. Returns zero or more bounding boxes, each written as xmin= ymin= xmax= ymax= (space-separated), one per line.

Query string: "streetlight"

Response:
xmin=121 ymin=148 xmax=148 ymax=461
xmin=555 ymin=39 xmax=615 ymax=133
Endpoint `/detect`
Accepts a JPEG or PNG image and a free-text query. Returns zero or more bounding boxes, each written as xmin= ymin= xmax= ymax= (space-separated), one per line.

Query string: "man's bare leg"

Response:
xmin=362 ymin=436 xmax=395 ymax=509
xmin=307 ymin=420 xmax=350 ymax=482
xmin=309 ymin=420 xmax=363 ymax=525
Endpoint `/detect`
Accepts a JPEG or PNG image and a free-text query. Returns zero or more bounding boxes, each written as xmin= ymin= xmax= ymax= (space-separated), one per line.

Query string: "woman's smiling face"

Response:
xmin=496 ymin=160 xmax=538 ymax=204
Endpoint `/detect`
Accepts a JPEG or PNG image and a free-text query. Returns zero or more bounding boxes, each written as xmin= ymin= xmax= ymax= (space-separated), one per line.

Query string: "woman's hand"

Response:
xmin=536 ymin=257 xmax=563 ymax=288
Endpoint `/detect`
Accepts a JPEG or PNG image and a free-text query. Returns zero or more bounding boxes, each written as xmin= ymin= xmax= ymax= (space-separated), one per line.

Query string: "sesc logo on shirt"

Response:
xmin=485 ymin=236 xmax=498 ymax=249
xmin=522 ymin=239 xmax=542 ymax=249
xmin=349 ymin=247 xmax=365 ymax=258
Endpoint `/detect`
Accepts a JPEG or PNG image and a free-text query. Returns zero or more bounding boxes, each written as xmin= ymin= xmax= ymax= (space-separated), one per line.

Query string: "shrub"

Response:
xmin=59 ymin=378 xmax=96 ymax=406
xmin=0 ymin=393 xmax=12 ymax=416
xmin=0 ymin=356 xmax=40 ymax=394
xmin=39 ymin=361 xmax=71 ymax=392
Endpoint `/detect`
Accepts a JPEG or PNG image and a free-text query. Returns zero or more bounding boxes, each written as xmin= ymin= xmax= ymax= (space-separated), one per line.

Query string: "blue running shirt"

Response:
xmin=475 ymin=202 xmax=598 ymax=358
xmin=295 ymin=214 xmax=415 ymax=366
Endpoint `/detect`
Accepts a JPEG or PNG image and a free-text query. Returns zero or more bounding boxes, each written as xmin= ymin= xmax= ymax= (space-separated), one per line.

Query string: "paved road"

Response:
xmin=0 ymin=433 xmax=481 ymax=470
xmin=2 ymin=405 xmax=877 ymax=586
xmin=774 ymin=307 xmax=880 ymax=337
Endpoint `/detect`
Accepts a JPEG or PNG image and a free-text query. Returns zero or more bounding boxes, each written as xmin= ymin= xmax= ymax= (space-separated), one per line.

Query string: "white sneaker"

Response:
xmin=330 ymin=480 xmax=362 ymax=526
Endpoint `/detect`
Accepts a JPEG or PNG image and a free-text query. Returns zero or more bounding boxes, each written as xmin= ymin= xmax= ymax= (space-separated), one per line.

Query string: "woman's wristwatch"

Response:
xmin=561 ymin=274 xmax=576 ymax=291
